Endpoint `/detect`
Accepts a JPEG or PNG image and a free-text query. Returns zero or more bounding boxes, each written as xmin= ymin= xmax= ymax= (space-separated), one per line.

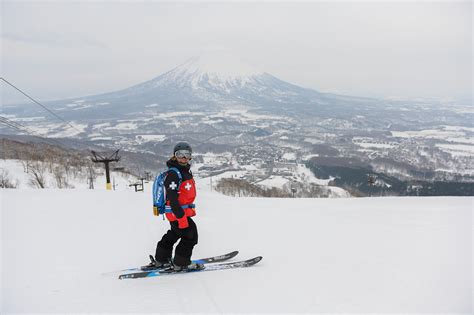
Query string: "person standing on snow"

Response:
xmin=144 ymin=142 xmax=203 ymax=271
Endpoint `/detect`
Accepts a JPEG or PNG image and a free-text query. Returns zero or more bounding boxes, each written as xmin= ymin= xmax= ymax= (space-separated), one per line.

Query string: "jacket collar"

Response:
xmin=166 ymin=159 xmax=190 ymax=171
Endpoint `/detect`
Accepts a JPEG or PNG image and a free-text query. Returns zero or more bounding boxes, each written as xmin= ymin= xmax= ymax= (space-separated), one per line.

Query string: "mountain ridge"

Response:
xmin=2 ymin=53 xmax=383 ymax=121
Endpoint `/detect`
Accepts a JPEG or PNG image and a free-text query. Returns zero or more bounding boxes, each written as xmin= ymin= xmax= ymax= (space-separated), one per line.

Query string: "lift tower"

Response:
xmin=91 ymin=150 xmax=121 ymax=190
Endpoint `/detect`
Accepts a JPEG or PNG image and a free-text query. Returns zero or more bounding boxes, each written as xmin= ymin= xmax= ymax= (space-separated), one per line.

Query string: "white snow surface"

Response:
xmin=1 ymin=187 xmax=472 ymax=313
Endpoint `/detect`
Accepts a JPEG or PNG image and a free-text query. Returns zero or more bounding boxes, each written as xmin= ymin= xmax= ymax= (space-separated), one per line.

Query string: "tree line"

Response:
xmin=215 ymin=178 xmax=335 ymax=198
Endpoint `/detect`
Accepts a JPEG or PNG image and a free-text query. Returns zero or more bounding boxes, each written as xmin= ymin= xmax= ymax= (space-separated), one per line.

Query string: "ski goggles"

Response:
xmin=175 ymin=149 xmax=192 ymax=159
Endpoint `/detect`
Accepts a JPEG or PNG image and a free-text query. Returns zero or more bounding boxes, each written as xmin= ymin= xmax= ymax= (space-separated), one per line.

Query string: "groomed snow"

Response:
xmin=1 ymin=188 xmax=472 ymax=313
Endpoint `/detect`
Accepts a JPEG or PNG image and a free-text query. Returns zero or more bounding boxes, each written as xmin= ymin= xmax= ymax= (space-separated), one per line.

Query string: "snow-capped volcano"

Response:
xmin=116 ymin=51 xmax=325 ymax=110
xmin=63 ymin=51 xmax=324 ymax=117
xmin=150 ymin=53 xmax=265 ymax=91
xmin=3 ymin=52 xmax=375 ymax=120
xmin=168 ymin=53 xmax=264 ymax=87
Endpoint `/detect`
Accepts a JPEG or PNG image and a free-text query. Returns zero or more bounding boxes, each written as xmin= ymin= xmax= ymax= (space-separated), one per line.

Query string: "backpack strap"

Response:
xmin=164 ymin=203 xmax=195 ymax=213
xmin=167 ymin=167 xmax=182 ymax=184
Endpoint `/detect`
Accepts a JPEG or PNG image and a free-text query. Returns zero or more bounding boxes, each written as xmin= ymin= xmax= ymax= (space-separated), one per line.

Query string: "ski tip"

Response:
xmin=247 ymin=256 xmax=263 ymax=267
xmin=119 ymin=273 xmax=140 ymax=280
xmin=241 ymin=256 xmax=263 ymax=267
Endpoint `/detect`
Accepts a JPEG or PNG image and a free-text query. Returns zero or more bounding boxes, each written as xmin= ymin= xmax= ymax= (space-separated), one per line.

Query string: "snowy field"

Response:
xmin=1 ymin=188 xmax=472 ymax=313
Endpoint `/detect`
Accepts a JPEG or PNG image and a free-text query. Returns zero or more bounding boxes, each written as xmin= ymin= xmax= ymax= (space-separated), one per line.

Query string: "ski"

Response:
xmin=103 ymin=250 xmax=239 ymax=275
xmin=192 ymin=250 xmax=239 ymax=264
xmin=118 ymin=256 xmax=262 ymax=279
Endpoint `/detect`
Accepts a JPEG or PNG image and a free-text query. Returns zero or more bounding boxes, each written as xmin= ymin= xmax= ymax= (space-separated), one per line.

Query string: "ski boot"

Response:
xmin=141 ymin=255 xmax=172 ymax=271
xmin=172 ymin=262 xmax=205 ymax=272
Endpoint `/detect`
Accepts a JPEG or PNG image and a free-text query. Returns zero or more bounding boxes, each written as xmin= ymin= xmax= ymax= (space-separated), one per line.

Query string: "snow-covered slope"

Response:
xmin=2 ymin=187 xmax=472 ymax=313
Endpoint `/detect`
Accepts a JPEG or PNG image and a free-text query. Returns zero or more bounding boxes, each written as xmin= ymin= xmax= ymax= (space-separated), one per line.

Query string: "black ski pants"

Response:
xmin=155 ymin=217 xmax=198 ymax=266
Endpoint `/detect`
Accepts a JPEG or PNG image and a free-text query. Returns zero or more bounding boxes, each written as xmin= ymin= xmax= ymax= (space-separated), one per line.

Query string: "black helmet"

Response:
xmin=173 ymin=141 xmax=192 ymax=154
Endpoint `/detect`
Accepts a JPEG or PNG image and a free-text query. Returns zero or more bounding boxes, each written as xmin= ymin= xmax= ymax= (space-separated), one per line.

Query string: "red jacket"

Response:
xmin=164 ymin=159 xmax=196 ymax=222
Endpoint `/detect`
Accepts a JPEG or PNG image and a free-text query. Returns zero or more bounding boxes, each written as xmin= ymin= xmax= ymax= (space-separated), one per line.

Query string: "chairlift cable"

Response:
xmin=1 ymin=77 xmax=85 ymax=135
xmin=0 ymin=116 xmax=70 ymax=147
xmin=1 ymin=77 xmax=122 ymax=149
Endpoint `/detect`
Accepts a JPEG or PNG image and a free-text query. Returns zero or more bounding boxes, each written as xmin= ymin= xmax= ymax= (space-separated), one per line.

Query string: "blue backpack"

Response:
xmin=152 ymin=167 xmax=182 ymax=216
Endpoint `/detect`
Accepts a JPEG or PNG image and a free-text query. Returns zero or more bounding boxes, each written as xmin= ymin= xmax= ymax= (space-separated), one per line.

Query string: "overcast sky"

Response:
xmin=1 ymin=1 xmax=472 ymax=104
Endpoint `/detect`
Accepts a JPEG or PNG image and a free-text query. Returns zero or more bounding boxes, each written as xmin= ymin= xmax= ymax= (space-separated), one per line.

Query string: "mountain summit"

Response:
xmin=171 ymin=53 xmax=264 ymax=83
xmin=147 ymin=52 xmax=265 ymax=90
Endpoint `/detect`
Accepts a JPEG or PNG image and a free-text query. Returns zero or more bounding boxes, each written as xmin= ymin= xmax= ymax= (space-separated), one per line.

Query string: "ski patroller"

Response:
xmin=119 ymin=256 xmax=263 ymax=279
xmin=103 ymin=250 xmax=239 ymax=276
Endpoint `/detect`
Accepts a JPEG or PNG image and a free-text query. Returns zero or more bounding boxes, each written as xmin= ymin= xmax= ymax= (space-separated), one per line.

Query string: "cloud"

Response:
xmin=1 ymin=1 xmax=471 ymax=102
xmin=2 ymin=32 xmax=107 ymax=49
